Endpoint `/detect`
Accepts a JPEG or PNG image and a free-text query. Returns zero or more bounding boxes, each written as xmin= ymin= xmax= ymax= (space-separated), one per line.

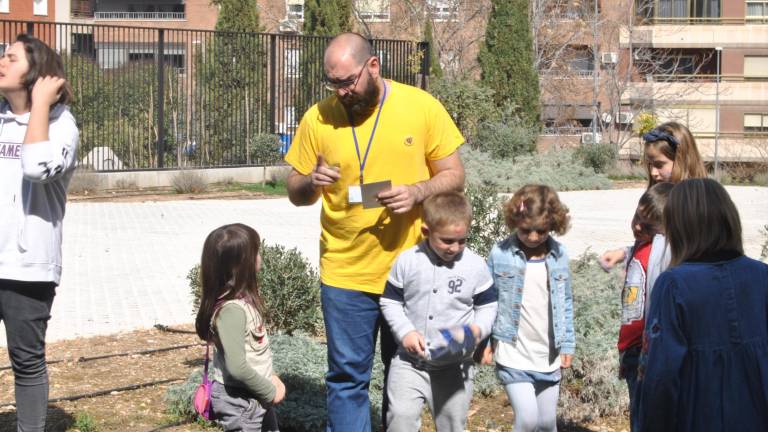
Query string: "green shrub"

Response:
xmin=171 ymin=170 xmax=209 ymax=194
xmin=250 ymin=134 xmax=282 ymax=165
xmin=634 ymin=112 xmax=657 ymax=136
xmin=574 ymin=143 xmax=618 ymax=174
xmin=188 ymin=240 xmax=322 ymax=336
xmin=473 ymin=364 xmax=502 ymax=397
xmin=166 ymin=334 xmax=384 ymax=431
xmin=164 ymin=368 xmax=204 ymax=421
xmin=462 ymin=146 xmax=613 ymax=193
xmin=466 ymin=183 xmax=508 ymax=258
xmin=429 ymin=78 xmax=500 ymax=138
xmin=71 ymin=412 xmax=98 ymax=432
xmin=605 ymin=161 xmax=647 ymax=180
xmin=559 ymin=252 xmax=627 ymax=422
xmin=472 ymin=118 xmax=538 ymax=161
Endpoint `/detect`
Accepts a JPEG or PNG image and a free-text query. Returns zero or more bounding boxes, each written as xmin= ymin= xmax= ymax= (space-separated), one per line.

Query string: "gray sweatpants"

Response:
xmin=386 ymin=355 xmax=474 ymax=432
xmin=0 ymin=279 xmax=56 ymax=432
xmin=210 ymin=381 xmax=279 ymax=432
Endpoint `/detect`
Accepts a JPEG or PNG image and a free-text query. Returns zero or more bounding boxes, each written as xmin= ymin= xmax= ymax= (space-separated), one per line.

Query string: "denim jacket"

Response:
xmin=488 ymin=236 xmax=575 ymax=355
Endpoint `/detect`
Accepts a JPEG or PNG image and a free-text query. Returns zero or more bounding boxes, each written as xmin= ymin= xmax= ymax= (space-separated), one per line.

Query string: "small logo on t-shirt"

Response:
xmin=404 ymin=136 xmax=414 ymax=146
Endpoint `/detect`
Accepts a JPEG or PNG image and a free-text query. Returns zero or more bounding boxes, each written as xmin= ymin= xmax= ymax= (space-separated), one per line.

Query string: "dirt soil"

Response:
xmin=0 ymin=326 xmax=629 ymax=432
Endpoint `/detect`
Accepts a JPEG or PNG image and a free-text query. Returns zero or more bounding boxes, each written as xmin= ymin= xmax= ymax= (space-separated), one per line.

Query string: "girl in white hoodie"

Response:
xmin=0 ymin=34 xmax=78 ymax=431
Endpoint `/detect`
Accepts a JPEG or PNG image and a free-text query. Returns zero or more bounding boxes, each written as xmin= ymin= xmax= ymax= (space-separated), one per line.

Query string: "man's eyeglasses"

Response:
xmin=323 ymin=57 xmax=372 ymax=92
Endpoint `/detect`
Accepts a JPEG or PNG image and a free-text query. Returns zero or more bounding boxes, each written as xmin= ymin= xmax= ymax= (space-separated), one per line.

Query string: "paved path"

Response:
xmin=1 ymin=186 xmax=765 ymax=345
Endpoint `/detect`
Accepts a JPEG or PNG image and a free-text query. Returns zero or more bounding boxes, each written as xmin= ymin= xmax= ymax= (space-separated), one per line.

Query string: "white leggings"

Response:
xmin=504 ymin=381 xmax=560 ymax=432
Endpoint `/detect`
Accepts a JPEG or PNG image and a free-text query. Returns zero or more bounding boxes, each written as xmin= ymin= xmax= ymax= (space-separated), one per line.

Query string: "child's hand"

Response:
xmin=599 ymin=248 xmax=626 ymax=271
xmin=479 ymin=343 xmax=494 ymax=365
xmin=468 ymin=324 xmax=481 ymax=343
xmin=271 ymin=375 xmax=286 ymax=405
xmin=560 ymin=354 xmax=573 ymax=369
xmin=402 ymin=330 xmax=426 ymax=358
xmin=31 ymin=76 xmax=65 ymax=108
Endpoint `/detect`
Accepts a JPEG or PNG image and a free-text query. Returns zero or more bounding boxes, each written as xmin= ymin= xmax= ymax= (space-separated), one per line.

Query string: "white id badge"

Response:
xmin=348 ymin=185 xmax=362 ymax=204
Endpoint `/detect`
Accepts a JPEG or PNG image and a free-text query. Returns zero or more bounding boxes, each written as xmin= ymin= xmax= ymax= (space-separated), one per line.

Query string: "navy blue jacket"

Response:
xmin=637 ymin=254 xmax=768 ymax=432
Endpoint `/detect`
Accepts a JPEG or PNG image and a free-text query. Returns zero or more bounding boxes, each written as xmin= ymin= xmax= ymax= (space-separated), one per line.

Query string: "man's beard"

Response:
xmin=339 ymin=75 xmax=380 ymax=124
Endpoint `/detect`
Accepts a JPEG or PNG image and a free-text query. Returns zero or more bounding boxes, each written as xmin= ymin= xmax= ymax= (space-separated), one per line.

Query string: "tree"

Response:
xmin=423 ymin=18 xmax=442 ymax=79
xmin=295 ymin=0 xmax=353 ymax=119
xmin=303 ymin=0 xmax=353 ymax=36
xmin=212 ymin=0 xmax=262 ymax=33
xmin=197 ymin=0 xmax=267 ymax=165
xmin=479 ymin=0 xmax=541 ymax=126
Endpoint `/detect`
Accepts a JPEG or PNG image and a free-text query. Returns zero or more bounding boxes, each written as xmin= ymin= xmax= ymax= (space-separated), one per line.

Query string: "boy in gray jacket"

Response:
xmin=380 ymin=191 xmax=498 ymax=432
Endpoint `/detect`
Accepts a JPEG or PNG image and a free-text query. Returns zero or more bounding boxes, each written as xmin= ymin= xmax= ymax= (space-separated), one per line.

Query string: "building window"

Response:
xmin=569 ymin=47 xmax=594 ymax=77
xmin=747 ymin=1 xmax=768 ymax=22
xmin=643 ymin=0 xmax=720 ymax=20
xmin=744 ymin=113 xmax=768 ymax=132
xmin=33 ymin=0 xmax=47 ymax=16
xmin=427 ymin=0 xmax=458 ymax=22
xmin=284 ymin=48 xmax=300 ymax=78
xmin=744 ymin=56 xmax=768 ymax=79
xmin=0 ymin=0 xmax=8 ymax=14
xmin=356 ymin=0 xmax=390 ymax=22
xmin=287 ymin=0 xmax=304 ymax=21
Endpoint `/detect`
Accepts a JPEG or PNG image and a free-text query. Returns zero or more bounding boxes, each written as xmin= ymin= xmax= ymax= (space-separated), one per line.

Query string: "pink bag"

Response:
xmin=193 ymin=345 xmax=213 ymax=420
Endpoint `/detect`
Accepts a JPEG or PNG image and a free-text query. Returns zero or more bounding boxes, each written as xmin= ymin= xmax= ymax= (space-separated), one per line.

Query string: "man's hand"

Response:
xmin=271 ymin=375 xmax=286 ymax=405
xmin=310 ymin=154 xmax=341 ymax=187
xmin=377 ymin=184 xmax=422 ymax=214
xmin=560 ymin=354 xmax=573 ymax=369
xmin=599 ymin=248 xmax=627 ymax=272
xmin=402 ymin=330 xmax=426 ymax=358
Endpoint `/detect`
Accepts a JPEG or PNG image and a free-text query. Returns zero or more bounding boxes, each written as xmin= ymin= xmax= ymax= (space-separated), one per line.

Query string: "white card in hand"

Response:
xmin=348 ymin=185 xmax=362 ymax=204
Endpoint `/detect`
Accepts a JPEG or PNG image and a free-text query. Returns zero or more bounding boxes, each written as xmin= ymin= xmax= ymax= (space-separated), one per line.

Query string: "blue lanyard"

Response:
xmin=349 ymin=80 xmax=387 ymax=185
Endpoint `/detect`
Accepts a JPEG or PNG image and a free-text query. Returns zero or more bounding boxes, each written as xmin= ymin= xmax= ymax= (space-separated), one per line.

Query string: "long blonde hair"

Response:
xmin=643 ymin=121 xmax=707 ymax=188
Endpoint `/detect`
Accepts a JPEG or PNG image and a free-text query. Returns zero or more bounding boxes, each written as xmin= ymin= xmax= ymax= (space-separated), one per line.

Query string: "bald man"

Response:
xmin=285 ymin=32 xmax=465 ymax=431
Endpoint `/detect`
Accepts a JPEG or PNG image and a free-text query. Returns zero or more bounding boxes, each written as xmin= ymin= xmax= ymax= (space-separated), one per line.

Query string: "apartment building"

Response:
xmin=538 ymin=0 xmax=768 ymax=162
xmin=0 ymin=0 xmax=55 ymax=51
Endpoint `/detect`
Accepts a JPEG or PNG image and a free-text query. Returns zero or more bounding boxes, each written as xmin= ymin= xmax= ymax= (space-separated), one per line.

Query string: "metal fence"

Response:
xmin=0 ymin=20 xmax=430 ymax=171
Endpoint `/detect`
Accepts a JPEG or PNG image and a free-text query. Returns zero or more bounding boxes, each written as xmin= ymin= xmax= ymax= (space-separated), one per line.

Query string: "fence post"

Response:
xmin=26 ymin=21 xmax=34 ymax=36
xmin=269 ymin=34 xmax=277 ymax=135
xmin=420 ymin=41 xmax=429 ymax=90
xmin=156 ymin=29 xmax=166 ymax=168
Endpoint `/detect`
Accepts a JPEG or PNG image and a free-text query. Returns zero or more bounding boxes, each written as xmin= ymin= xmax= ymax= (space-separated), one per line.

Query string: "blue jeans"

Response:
xmin=620 ymin=347 xmax=641 ymax=432
xmin=321 ymin=284 xmax=395 ymax=432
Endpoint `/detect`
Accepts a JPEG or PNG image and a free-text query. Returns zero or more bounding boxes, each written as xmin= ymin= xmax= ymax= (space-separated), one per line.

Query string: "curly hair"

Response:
xmin=504 ymin=184 xmax=570 ymax=236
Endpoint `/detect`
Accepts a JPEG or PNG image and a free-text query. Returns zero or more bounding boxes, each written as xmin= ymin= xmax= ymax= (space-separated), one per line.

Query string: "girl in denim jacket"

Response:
xmin=483 ymin=184 xmax=575 ymax=432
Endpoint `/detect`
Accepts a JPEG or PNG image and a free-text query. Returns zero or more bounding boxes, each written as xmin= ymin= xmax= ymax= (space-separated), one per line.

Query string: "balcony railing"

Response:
xmin=542 ymin=126 xmax=594 ymax=136
xmin=94 ymin=12 xmax=186 ymax=20
xmin=635 ymin=16 xmax=752 ymax=25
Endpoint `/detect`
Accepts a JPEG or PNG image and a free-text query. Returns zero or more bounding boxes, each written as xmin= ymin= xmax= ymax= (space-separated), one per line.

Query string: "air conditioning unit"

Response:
xmin=581 ymin=132 xmax=602 ymax=144
xmin=616 ymin=112 xmax=634 ymax=124
xmin=601 ymin=52 xmax=618 ymax=65
xmin=278 ymin=19 xmax=299 ymax=33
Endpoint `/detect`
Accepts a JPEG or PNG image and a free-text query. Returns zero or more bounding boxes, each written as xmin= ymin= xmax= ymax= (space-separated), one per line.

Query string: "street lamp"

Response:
xmin=715 ymin=46 xmax=722 ymax=179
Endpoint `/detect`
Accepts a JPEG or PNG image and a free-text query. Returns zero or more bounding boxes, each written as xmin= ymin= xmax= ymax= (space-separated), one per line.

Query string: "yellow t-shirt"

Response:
xmin=285 ymin=80 xmax=464 ymax=294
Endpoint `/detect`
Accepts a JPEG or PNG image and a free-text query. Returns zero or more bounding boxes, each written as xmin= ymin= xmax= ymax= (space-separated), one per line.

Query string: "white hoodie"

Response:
xmin=0 ymin=101 xmax=79 ymax=285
